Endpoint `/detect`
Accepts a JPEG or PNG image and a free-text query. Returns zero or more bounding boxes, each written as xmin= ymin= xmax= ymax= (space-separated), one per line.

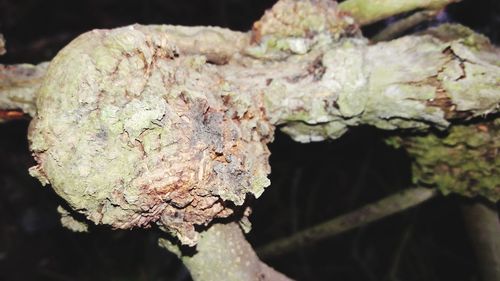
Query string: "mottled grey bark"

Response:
xmin=159 ymin=223 xmax=293 ymax=281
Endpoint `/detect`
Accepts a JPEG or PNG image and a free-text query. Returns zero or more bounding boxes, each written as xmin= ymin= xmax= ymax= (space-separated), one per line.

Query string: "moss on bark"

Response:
xmin=389 ymin=120 xmax=500 ymax=202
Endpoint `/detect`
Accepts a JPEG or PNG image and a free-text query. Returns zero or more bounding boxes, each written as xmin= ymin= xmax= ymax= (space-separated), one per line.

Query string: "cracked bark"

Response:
xmin=0 ymin=1 xmax=499 ymax=280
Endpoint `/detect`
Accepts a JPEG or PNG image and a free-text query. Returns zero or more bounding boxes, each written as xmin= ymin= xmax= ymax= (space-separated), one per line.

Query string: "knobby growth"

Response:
xmin=1 ymin=0 xmax=498 ymax=280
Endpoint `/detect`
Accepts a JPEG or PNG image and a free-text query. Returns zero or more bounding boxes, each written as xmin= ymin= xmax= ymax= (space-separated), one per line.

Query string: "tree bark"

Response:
xmin=159 ymin=223 xmax=294 ymax=281
xmin=3 ymin=24 xmax=499 ymax=139
xmin=339 ymin=0 xmax=459 ymax=25
xmin=0 ymin=62 xmax=48 ymax=121
xmin=1 ymin=1 xmax=499 ymax=280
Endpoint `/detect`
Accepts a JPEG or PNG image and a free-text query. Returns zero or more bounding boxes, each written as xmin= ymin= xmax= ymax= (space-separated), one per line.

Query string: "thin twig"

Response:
xmin=372 ymin=10 xmax=440 ymax=42
xmin=387 ymin=223 xmax=414 ymax=280
xmin=0 ymin=34 xmax=5 ymax=56
xmin=461 ymin=201 xmax=500 ymax=281
xmin=257 ymin=187 xmax=438 ymax=259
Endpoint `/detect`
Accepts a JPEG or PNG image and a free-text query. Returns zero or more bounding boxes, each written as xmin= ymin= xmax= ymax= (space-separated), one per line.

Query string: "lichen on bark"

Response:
xmin=338 ymin=0 xmax=460 ymax=26
xmin=57 ymin=205 xmax=89 ymax=233
xmin=0 ymin=62 xmax=48 ymax=118
xmin=388 ymin=119 xmax=500 ymax=202
xmin=247 ymin=24 xmax=500 ymax=142
xmin=159 ymin=223 xmax=293 ymax=281
xmin=246 ymin=0 xmax=359 ymax=60
xmin=28 ymin=25 xmax=273 ymax=246
xmin=20 ymin=0 xmax=500 ymax=247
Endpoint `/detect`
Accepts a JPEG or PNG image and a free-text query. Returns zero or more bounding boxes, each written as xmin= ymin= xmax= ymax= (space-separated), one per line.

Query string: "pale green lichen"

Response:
xmin=389 ymin=120 xmax=500 ymax=202
xmin=0 ymin=62 xmax=48 ymax=117
xmin=246 ymin=0 xmax=359 ymax=60
xmin=338 ymin=0 xmax=458 ymax=26
xmin=265 ymin=24 xmax=499 ymax=142
xmin=24 ymin=18 xmax=500 ymax=247
xmin=29 ymin=25 xmax=273 ymax=246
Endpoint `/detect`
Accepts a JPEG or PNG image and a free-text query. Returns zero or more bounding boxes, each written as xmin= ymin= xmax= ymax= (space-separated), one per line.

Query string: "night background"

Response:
xmin=0 ymin=0 xmax=499 ymax=280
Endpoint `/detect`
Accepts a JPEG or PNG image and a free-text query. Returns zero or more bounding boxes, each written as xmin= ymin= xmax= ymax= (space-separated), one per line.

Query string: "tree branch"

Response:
xmin=2 ymin=1 xmax=498 ymax=279
xmin=24 ymin=19 xmax=499 ymax=247
xmin=339 ymin=0 xmax=459 ymax=26
xmin=225 ymin=23 xmax=500 ymax=142
xmin=257 ymin=187 xmax=437 ymax=259
xmin=372 ymin=10 xmax=440 ymax=42
xmin=159 ymin=222 xmax=294 ymax=281
xmin=0 ymin=62 xmax=48 ymax=120
xmin=461 ymin=201 xmax=500 ymax=281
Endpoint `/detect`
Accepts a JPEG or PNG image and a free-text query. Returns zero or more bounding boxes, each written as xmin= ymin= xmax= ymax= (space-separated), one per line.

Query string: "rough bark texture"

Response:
xmin=226 ymin=23 xmax=500 ymax=143
xmin=0 ymin=62 xmax=48 ymax=119
xmin=24 ymin=0 xmax=500 ymax=248
xmin=159 ymin=223 xmax=293 ymax=281
xmin=1 ymin=0 xmax=499 ymax=280
xmin=28 ymin=26 xmax=273 ymax=246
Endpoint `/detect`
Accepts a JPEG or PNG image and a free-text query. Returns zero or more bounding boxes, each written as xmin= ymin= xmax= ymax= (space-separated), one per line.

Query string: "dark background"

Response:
xmin=0 ymin=0 xmax=499 ymax=280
